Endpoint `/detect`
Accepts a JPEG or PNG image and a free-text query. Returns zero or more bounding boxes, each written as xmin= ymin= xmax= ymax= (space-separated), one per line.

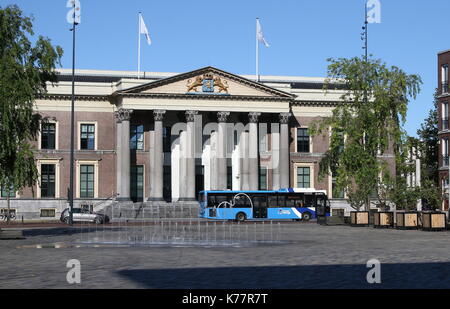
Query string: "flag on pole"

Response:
xmin=139 ymin=14 xmax=152 ymax=45
xmin=256 ymin=19 xmax=270 ymax=48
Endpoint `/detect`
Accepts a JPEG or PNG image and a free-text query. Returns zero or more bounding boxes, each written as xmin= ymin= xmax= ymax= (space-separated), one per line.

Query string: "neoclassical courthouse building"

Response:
xmin=1 ymin=66 xmax=354 ymax=220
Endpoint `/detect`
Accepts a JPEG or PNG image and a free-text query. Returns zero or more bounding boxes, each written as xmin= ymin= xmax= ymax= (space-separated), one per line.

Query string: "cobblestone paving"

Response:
xmin=0 ymin=223 xmax=449 ymax=289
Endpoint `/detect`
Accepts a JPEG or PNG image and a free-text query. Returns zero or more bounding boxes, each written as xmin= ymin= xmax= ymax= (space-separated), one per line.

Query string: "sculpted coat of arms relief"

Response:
xmin=186 ymin=74 xmax=229 ymax=94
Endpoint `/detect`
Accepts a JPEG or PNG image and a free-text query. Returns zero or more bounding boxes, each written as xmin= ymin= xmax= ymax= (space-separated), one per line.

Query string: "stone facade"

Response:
xmin=0 ymin=66 xmax=391 ymax=220
xmin=438 ymin=50 xmax=450 ymax=211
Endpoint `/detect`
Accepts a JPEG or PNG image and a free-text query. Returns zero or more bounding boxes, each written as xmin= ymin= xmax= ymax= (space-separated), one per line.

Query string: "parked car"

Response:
xmin=60 ymin=208 xmax=110 ymax=224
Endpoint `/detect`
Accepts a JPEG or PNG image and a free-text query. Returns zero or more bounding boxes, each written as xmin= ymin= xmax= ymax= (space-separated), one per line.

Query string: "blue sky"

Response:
xmin=3 ymin=0 xmax=449 ymax=136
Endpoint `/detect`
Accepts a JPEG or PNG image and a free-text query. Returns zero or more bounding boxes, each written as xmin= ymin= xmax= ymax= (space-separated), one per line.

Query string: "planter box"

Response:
xmin=396 ymin=212 xmax=419 ymax=230
xmin=319 ymin=209 xmax=346 ymax=226
xmin=422 ymin=212 xmax=447 ymax=231
xmin=373 ymin=212 xmax=394 ymax=228
xmin=350 ymin=211 xmax=369 ymax=227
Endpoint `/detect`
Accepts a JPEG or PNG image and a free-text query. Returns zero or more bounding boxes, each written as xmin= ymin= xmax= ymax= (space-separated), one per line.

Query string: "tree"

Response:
xmin=417 ymin=90 xmax=439 ymax=185
xmin=0 ymin=5 xmax=63 ymax=224
xmin=310 ymin=57 xmax=422 ymax=211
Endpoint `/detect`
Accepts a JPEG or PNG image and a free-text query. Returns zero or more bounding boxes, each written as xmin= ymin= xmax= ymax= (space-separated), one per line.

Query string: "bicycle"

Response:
xmin=0 ymin=213 xmax=16 ymax=221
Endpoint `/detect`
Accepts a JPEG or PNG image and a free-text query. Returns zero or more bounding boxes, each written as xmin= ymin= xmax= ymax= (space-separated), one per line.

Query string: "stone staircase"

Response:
xmin=101 ymin=201 xmax=200 ymax=222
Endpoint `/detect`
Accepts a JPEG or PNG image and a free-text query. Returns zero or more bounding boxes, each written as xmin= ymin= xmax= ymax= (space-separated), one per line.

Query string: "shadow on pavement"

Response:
xmin=22 ymin=227 xmax=120 ymax=237
xmin=117 ymin=263 xmax=450 ymax=289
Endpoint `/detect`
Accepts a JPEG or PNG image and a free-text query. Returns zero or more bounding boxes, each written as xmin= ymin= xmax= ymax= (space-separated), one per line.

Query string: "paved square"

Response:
xmin=0 ymin=223 xmax=449 ymax=289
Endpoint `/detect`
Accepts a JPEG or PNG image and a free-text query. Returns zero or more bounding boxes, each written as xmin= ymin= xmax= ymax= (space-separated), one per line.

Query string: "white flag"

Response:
xmin=256 ymin=19 xmax=270 ymax=48
xmin=139 ymin=15 xmax=152 ymax=45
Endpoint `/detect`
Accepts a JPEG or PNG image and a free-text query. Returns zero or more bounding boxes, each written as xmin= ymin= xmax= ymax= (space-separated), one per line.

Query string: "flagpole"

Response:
xmin=256 ymin=18 xmax=259 ymax=82
xmin=138 ymin=12 xmax=141 ymax=79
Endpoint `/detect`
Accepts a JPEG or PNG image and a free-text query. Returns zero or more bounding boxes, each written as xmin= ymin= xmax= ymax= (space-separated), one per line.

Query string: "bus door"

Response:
xmin=252 ymin=195 xmax=268 ymax=219
xmin=316 ymin=194 xmax=330 ymax=216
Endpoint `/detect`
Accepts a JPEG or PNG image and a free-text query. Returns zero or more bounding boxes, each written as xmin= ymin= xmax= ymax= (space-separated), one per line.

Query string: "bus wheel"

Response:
xmin=236 ymin=212 xmax=247 ymax=222
xmin=302 ymin=212 xmax=312 ymax=222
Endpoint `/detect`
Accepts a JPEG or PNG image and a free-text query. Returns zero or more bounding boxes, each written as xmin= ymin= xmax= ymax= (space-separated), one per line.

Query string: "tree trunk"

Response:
xmin=6 ymin=195 xmax=10 ymax=225
xmin=365 ymin=197 xmax=371 ymax=212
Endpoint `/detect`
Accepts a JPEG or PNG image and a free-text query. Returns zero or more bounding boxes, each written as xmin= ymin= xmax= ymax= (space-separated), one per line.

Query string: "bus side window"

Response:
xmin=296 ymin=194 xmax=305 ymax=208
xmin=253 ymin=195 xmax=267 ymax=208
xmin=234 ymin=195 xmax=248 ymax=208
xmin=286 ymin=195 xmax=296 ymax=207
xmin=277 ymin=195 xmax=286 ymax=208
xmin=268 ymin=196 xmax=278 ymax=208
xmin=304 ymin=194 xmax=315 ymax=207
xmin=208 ymin=195 xmax=215 ymax=208
xmin=216 ymin=195 xmax=228 ymax=207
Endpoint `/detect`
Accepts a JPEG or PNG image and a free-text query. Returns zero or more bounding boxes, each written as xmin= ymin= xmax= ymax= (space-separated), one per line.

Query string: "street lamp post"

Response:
xmin=68 ymin=1 xmax=79 ymax=226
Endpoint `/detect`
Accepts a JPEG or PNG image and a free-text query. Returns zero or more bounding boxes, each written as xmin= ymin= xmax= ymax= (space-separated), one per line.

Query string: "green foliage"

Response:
xmin=386 ymin=138 xmax=421 ymax=211
xmin=417 ymin=90 xmax=439 ymax=185
xmin=0 ymin=5 xmax=63 ymax=195
xmin=418 ymin=178 xmax=443 ymax=211
xmin=310 ymin=57 xmax=422 ymax=211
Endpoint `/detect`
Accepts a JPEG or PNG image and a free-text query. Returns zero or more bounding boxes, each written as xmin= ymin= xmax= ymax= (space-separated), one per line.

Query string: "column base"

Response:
xmin=178 ymin=198 xmax=197 ymax=202
xmin=147 ymin=197 xmax=165 ymax=202
xmin=116 ymin=197 xmax=132 ymax=202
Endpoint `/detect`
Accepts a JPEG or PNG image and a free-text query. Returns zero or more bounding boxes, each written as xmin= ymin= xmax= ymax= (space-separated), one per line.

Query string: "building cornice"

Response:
xmin=292 ymin=100 xmax=343 ymax=107
xmin=37 ymin=94 xmax=110 ymax=102
xmin=116 ymin=92 xmax=294 ymax=102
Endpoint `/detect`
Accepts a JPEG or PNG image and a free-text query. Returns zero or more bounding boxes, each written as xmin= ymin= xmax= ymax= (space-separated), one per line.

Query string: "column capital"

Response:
xmin=185 ymin=110 xmax=199 ymax=122
xmin=153 ymin=110 xmax=166 ymax=122
xmin=217 ymin=112 xmax=231 ymax=123
xmin=248 ymin=112 xmax=262 ymax=123
xmin=115 ymin=109 xmax=133 ymax=123
xmin=279 ymin=113 xmax=292 ymax=124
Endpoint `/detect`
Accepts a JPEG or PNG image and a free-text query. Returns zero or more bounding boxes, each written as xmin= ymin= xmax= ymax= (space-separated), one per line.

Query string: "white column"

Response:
xmin=240 ymin=130 xmax=250 ymax=191
xmin=149 ymin=110 xmax=166 ymax=201
xmin=210 ymin=131 xmax=218 ymax=190
xmin=115 ymin=109 xmax=133 ymax=201
xmin=416 ymin=149 xmax=422 ymax=212
xmin=271 ymin=123 xmax=281 ymax=190
xmin=249 ymin=112 xmax=261 ymax=190
xmin=184 ymin=111 xmax=198 ymax=201
xmin=217 ymin=112 xmax=230 ymax=190
xmin=279 ymin=113 xmax=291 ymax=189
xmin=115 ymin=120 xmax=122 ymax=199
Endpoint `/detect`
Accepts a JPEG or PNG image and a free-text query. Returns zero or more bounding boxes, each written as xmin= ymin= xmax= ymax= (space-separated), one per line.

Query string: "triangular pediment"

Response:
xmin=117 ymin=66 xmax=295 ymax=99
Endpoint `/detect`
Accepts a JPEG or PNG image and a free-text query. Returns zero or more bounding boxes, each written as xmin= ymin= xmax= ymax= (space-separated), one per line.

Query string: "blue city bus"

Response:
xmin=198 ymin=188 xmax=331 ymax=222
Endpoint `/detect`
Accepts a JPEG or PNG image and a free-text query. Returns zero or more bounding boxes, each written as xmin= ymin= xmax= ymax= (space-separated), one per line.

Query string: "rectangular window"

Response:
xmin=131 ymin=125 xmax=144 ymax=150
xmin=227 ymin=164 xmax=233 ymax=190
xmin=443 ymin=139 xmax=449 ymax=166
xmin=0 ymin=208 xmax=16 ymax=217
xmin=1 ymin=185 xmax=15 ymax=198
xmin=297 ymin=128 xmax=310 ymax=153
xmin=259 ymin=167 xmax=268 ymax=190
xmin=41 ymin=164 xmax=56 ymax=198
xmin=163 ymin=165 xmax=172 ymax=201
xmin=443 ymin=103 xmax=449 ymax=130
xmin=297 ymin=167 xmax=311 ymax=189
xmin=80 ymin=124 xmax=95 ymax=150
xmin=443 ymin=64 xmax=449 ymax=94
xmin=131 ymin=165 xmax=144 ymax=203
xmin=332 ymin=176 xmax=345 ymax=199
xmin=259 ymin=124 xmax=269 ymax=152
xmin=41 ymin=123 xmax=56 ymax=150
xmin=40 ymin=209 xmax=56 ymax=218
xmin=80 ymin=165 xmax=95 ymax=198
xmin=163 ymin=127 xmax=172 ymax=153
